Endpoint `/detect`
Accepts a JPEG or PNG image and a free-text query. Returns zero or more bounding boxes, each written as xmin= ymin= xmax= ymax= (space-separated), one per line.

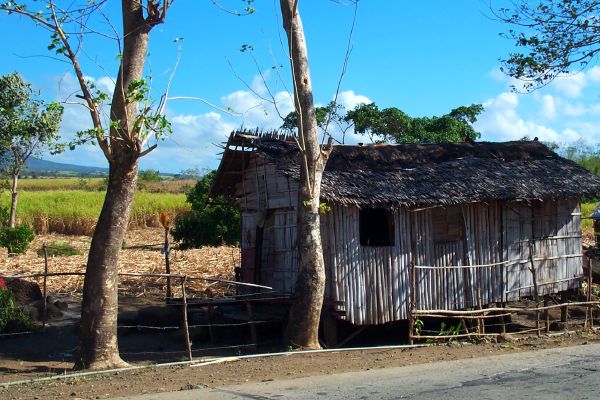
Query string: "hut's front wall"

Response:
xmin=236 ymin=159 xmax=584 ymax=326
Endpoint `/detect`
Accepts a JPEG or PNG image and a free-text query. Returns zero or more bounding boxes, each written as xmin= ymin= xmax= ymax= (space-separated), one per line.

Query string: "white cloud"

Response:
xmin=335 ymin=90 xmax=372 ymax=111
xmin=551 ymin=73 xmax=587 ymax=98
xmin=539 ymin=94 xmax=556 ymax=119
xmin=476 ymin=91 xmax=562 ymax=142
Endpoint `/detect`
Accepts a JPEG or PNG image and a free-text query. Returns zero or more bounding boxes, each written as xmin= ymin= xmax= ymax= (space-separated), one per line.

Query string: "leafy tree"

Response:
xmin=495 ymin=0 xmax=600 ymax=90
xmin=172 ymin=171 xmax=240 ymax=248
xmin=0 ymin=72 xmax=63 ymax=227
xmin=345 ymin=103 xmax=483 ymax=144
xmin=138 ymin=169 xmax=162 ymax=182
xmin=1 ymin=0 xmax=174 ymax=370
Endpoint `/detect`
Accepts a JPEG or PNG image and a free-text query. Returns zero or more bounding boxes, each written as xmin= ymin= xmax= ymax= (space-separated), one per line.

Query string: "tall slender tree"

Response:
xmin=0 ymin=72 xmax=63 ymax=228
xmin=279 ymin=0 xmax=331 ymax=349
xmin=1 ymin=0 xmax=173 ymax=369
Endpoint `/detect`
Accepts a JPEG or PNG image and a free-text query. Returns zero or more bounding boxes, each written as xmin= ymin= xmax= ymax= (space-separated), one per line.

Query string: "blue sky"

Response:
xmin=1 ymin=1 xmax=599 ymax=173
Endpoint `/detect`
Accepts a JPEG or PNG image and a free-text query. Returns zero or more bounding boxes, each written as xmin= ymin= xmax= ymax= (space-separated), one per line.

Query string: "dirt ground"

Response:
xmin=0 ymin=331 xmax=599 ymax=400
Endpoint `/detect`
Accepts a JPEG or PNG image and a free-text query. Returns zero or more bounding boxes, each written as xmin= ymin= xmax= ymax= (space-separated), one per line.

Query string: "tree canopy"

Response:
xmin=344 ymin=103 xmax=483 ymax=144
xmin=0 ymin=72 xmax=63 ymax=227
xmin=495 ymin=0 xmax=600 ymax=90
xmin=172 ymin=171 xmax=240 ymax=248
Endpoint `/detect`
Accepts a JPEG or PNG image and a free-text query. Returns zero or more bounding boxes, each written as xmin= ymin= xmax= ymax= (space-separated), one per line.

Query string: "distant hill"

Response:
xmin=22 ymin=157 xmax=108 ymax=177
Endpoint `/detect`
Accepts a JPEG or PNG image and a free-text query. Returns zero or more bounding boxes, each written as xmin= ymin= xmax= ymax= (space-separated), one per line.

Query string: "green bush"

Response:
xmin=0 ymin=224 xmax=35 ymax=254
xmin=172 ymin=171 xmax=240 ymax=248
xmin=0 ymin=287 xmax=31 ymax=332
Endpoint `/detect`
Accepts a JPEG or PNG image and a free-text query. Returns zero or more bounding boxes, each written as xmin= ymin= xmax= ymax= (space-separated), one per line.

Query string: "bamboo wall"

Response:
xmin=236 ymin=158 xmax=584 ymax=325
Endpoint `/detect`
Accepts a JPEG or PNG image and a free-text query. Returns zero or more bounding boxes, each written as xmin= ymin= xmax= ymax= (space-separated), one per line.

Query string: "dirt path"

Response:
xmin=1 ymin=332 xmax=599 ymax=400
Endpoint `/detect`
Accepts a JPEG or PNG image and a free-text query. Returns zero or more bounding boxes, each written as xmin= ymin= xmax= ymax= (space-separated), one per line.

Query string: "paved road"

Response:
xmin=117 ymin=343 xmax=600 ymax=400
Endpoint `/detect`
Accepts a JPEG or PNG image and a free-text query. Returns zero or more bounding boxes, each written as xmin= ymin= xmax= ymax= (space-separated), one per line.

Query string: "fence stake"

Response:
xmin=588 ymin=258 xmax=594 ymax=329
xmin=528 ymin=240 xmax=540 ymax=337
xmin=164 ymin=228 xmax=172 ymax=300
xmin=408 ymin=262 xmax=416 ymax=345
xmin=180 ymin=276 xmax=193 ymax=361
xmin=544 ymin=295 xmax=550 ymax=333
xmin=42 ymin=244 xmax=48 ymax=329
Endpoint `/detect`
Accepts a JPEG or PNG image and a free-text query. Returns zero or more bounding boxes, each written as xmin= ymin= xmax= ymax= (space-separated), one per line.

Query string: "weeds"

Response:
xmin=0 ymin=287 xmax=32 ymax=333
xmin=37 ymin=240 xmax=81 ymax=257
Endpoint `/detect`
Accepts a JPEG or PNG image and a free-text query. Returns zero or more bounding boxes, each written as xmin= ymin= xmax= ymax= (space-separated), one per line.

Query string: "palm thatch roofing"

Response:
xmin=212 ymin=131 xmax=600 ymax=208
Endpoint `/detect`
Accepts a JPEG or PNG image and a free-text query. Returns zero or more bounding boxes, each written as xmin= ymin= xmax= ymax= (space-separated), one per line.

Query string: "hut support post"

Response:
xmin=528 ymin=241 xmax=541 ymax=337
xmin=181 ymin=276 xmax=193 ymax=361
xmin=499 ymin=302 xmax=507 ymax=334
xmin=42 ymin=244 xmax=48 ymax=329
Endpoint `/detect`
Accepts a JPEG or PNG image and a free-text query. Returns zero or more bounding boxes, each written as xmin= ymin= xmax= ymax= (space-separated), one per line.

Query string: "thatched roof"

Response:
xmin=212 ymin=131 xmax=600 ymax=208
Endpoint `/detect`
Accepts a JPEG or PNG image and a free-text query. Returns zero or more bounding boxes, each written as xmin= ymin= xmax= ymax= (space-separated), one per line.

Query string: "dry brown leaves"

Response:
xmin=0 ymin=228 xmax=239 ymax=298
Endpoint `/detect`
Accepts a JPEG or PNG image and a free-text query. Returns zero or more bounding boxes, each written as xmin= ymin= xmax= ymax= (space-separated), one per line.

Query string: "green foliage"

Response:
xmin=281 ymin=101 xmax=346 ymax=134
xmin=0 ymin=223 xmax=35 ymax=254
xmin=0 ymin=287 xmax=31 ymax=333
xmin=172 ymin=171 xmax=240 ymax=248
xmin=496 ymin=0 xmax=600 ymax=91
xmin=0 ymin=72 xmax=64 ymax=173
xmin=139 ymin=169 xmax=162 ymax=182
xmin=37 ymin=240 xmax=80 ymax=257
xmin=345 ymin=103 xmax=483 ymax=144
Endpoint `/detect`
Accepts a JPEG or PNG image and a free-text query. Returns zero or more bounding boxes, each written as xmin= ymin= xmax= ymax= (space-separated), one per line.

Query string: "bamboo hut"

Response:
xmin=212 ymin=131 xmax=600 ymax=325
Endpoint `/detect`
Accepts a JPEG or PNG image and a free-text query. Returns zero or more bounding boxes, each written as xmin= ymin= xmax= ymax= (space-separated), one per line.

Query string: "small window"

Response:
xmin=432 ymin=206 xmax=463 ymax=243
xmin=359 ymin=208 xmax=394 ymax=246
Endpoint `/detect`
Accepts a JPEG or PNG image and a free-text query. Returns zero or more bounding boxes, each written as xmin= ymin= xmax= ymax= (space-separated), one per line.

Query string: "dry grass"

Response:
xmin=0 ymin=228 xmax=240 ymax=298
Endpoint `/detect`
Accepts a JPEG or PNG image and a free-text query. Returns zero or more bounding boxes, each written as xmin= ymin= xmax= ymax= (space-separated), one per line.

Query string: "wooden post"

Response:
xmin=588 ymin=258 xmax=594 ymax=329
xmin=181 ymin=276 xmax=193 ymax=361
xmin=544 ymin=295 xmax=550 ymax=333
xmin=499 ymin=302 xmax=507 ymax=334
xmin=477 ymin=288 xmax=484 ymax=335
xmin=528 ymin=240 xmax=540 ymax=336
xmin=245 ymin=301 xmax=258 ymax=350
xmin=42 ymin=244 xmax=49 ymax=329
xmin=164 ymin=228 xmax=172 ymax=300
xmin=560 ymin=291 xmax=568 ymax=327
xmin=408 ymin=262 xmax=416 ymax=344
xmin=208 ymin=305 xmax=216 ymax=343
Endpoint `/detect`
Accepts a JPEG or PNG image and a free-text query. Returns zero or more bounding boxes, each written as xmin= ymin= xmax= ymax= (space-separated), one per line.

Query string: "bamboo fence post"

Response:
xmin=180 ymin=276 xmax=193 ymax=361
xmin=245 ymin=301 xmax=258 ymax=349
xmin=164 ymin=228 xmax=172 ymax=300
xmin=408 ymin=262 xmax=416 ymax=344
xmin=42 ymin=244 xmax=48 ymax=329
xmin=544 ymin=295 xmax=550 ymax=333
xmin=528 ymin=240 xmax=541 ymax=336
xmin=560 ymin=291 xmax=568 ymax=327
xmin=476 ymin=288 xmax=484 ymax=334
xmin=588 ymin=258 xmax=593 ymax=329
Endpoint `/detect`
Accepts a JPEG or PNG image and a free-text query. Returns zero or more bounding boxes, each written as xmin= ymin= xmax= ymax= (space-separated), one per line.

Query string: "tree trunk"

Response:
xmin=75 ymin=160 xmax=138 ymax=370
xmin=280 ymin=0 xmax=327 ymax=350
xmin=8 ymin=172 xmax=18 ymax=228
xmin=75 ymin=0 xmax=151 ymax=370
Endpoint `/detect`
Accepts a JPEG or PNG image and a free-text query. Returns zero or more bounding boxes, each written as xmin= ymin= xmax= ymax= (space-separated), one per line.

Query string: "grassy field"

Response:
xmin=15 ymin=177 xmax=196 ymax=193
xmin=1 ymin=178 xmax=193 ymax=235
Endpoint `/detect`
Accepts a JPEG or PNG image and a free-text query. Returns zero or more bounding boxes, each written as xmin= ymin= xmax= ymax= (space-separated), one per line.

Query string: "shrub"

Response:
xmin=0 ymin=224 xmax=35 ymax=254
xmin=0 ymin=286 xmax=31 ymax=332
xmin=172 ymin=171 xmax=240 ymax=248
xmin=139 ymin=169 xmax=162 ymax=182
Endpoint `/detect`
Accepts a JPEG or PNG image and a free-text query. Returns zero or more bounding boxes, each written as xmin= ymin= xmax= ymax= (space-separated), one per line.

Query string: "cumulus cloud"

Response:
xmin=336 ymin=90 xmax=372 ymax=111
